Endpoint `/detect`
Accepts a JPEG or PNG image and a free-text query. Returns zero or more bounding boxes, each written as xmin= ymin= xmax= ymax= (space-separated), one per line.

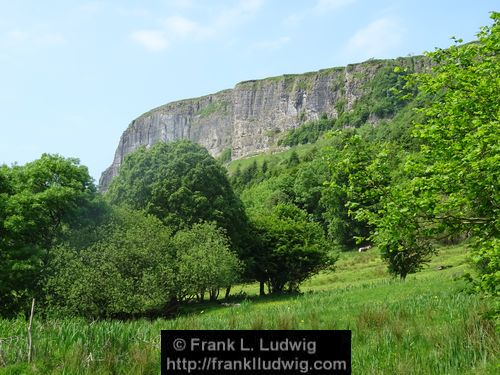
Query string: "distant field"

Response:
xmin=1 ymin=244 xmax=498 ymax=374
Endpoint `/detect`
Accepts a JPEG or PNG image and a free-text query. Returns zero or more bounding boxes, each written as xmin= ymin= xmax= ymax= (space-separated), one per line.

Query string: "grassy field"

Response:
xmin=225 ymin=141 xmax=320 ymax=175
xmin=0 ymin=244 xmax=498 ymax=374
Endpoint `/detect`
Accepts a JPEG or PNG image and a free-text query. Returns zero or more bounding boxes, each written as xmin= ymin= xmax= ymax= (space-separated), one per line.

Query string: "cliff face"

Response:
xmin=100 ymin=56 xmax=425 ymax=190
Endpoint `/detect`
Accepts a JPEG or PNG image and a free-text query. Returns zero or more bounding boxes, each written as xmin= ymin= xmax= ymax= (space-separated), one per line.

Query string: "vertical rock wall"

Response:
xmin=99 ymin=57 xmax=425 ymax=190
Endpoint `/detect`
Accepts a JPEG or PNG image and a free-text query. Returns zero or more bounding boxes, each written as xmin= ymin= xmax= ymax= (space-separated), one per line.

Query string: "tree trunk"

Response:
xmin=259 ymin=281 xmax=265 ymax=296
xmin=165 ymin=297 xmax=179 ymax=316
xmin=210 ymin=288 xmax=219 ymax=301
xmin=267 ymin=281 xmax=272 ymax=295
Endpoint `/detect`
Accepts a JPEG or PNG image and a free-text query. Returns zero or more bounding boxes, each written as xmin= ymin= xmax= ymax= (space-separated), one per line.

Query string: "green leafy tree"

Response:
xmin=375 ymin=13 xmax=500 ymax=285
xmin=261 ymin=160 xmax=269 ymax=175
xmin=173 ymin=222 xmax=242 ymax=301
xmin=0 ymin=168 xmax=17 ymax=315
xmin=375 ymin=180 xmax=437 ymax=279
xmin=293 ymin=157 xmax=330 ymax=224
xmin=278 ymin=118 xmax=335 ymax=146
xmin=241 ymin=160 xmax=258 ymax=186
xmin=323 ymin=130 xmax=394 ymax=248
xmin=0 ymin=155 xmax=96 ymax=317
xmin=286 ymin=151 xmax=300 ymax=168
xmin=106 ymin=140 xmax=250 ymax=252
xmin=240 ymin=172 xmax=296 ymax=216
xmin=252 ymin=204 xmax=336 ymax=294
xmin=44 ymin=208 xmax=176 ymax=318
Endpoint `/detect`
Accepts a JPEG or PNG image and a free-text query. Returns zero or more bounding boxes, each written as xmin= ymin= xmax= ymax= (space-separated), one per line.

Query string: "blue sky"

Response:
xmin=0 ymin=0 xmax=496 ymax=182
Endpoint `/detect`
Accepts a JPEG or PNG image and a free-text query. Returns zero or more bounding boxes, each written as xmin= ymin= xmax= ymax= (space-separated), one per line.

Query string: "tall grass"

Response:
xmin=0 ymin=245 xmax=498 ymax=374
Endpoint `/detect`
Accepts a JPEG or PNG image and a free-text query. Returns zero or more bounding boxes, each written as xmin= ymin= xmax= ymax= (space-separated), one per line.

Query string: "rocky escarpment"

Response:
xmin=100 ymin=56 xmax=426 ymax=190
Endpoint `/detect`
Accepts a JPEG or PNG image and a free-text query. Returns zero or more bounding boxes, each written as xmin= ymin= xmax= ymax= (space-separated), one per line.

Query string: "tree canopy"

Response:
xmin=44 ymin=207 xmax=176 ymax=318
xmin=173 ymin=222 xmax=242 ymax=302
xmin=374 ymin=12 xmax=500 ymax=283
xmin=106 ymin=140 xmax=251 ymax=251
xmin=0 ymin=154 xmax=97 ymax=316
xmin=252 ymin=204 xmax=336 ymax=294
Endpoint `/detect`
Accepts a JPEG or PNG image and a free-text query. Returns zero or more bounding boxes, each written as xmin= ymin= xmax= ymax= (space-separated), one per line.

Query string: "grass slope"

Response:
xmin=225 ymin=141 xmax=319 ymax=175
xmin=0 ymin=245 xmax=498 ymax=374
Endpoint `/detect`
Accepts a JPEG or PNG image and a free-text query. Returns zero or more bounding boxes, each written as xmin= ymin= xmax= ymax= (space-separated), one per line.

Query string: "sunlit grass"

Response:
xmin=0 ymin=244 xmax=498 ymax=374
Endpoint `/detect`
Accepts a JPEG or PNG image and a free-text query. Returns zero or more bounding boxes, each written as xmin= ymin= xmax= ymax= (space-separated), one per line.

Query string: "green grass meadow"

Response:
xmin=1 ymin=245 xmax=498 ymax=374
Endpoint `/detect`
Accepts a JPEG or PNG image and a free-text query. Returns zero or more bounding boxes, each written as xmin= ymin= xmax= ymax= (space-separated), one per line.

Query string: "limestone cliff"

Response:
xmin=100 ymin=56 xmax=426 ymax=190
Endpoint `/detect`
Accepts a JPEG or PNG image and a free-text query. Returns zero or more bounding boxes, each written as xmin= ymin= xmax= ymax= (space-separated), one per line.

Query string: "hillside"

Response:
xmin=2 ymin=244 xmax=497 ymax=374
xmin=99 ymin=56 xmax=427 ymax=190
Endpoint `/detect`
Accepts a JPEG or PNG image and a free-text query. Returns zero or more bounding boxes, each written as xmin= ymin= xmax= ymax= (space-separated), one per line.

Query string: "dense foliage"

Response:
xmin=375 ymin=12 xmax=499 ymax=285
xmin=278 ymin=116 xmax=335 ymax=146
xmin=172 ymin=222 xmax=242 ymax=301
xmin=0 ymin=155 xmax=97 ymax=317
xmin=252 ymin=204 xmax=336 ymax=293
xmin=106 ymin=141 xmax=250 ymax=252
xmin=44 ymin=210 xmax=242 ymax=318
xmin=45 ymin=208 xmax=176 ymax=318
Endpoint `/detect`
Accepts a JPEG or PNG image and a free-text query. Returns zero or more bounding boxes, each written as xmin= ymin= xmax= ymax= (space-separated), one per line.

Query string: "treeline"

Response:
xmin=233 ymin=14 xmax=499 ymax=295
xmin=0 ymin=141 xmax=334 ymax=319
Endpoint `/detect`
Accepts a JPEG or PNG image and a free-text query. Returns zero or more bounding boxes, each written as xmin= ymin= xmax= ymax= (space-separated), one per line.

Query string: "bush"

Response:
xmin=44 ymin=208 xmax=176 ymax=318
xmin=252 ymin=204 xmax=336 ymax=293
xmin=173 ymin=222 xmax=242 ymax=301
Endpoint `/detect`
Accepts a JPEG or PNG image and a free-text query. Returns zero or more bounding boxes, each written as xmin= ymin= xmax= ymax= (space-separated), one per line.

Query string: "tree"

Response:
xmin=286 ymin=150 xmax=300 ymax=168
xmin=261 ymin=160 xmax=268 ymax=175
xmin=322 ymin=130 xmax=395 ymax=248
xmin=375 ymin=180 xmax=437 ymax=279
xmin=375 ymin=13 xmax=500 ymax=284
xmin=173 ymin=222 xmax=242 ymax=301
xmin=241 ymin=160 xmax=258 ymax=185
xmin=106 ymin=140 xmax=250 ymax=253
xmin=0 ymin=168 xmax=17 ymax=315
xmin=0 ymin=155 xmax=97 ymax=317
xmin=293 ymin=157 xmax=330 ymax=225
xmin=44 ymin=207 xmax=177 ymax=318
xmin=252 ymin=204 xmax=336 ymax=294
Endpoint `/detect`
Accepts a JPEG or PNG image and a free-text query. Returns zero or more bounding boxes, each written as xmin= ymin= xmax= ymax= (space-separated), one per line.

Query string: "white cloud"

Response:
xmin=315 ymin=0 xmax=357 ymax=12
xmin=130 ymin=30 xmax=168 ymax=52
xmin=7 ymin=30 xmax=30 ymax=43
xmin=130 ymin=16 xmax=212 ymax=52
xmin=130 ymin=0 xmax=264 ymax=52
xmin=163 ymin=15 xmax=213 ymax=40
xmin=343 ymin=17 xmax=404 ymax=61
xmin=165 ymin=16 xmax=198 ymax=37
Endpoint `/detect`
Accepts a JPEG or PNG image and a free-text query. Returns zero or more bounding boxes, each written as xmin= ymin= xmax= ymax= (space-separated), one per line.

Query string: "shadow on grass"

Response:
xmin=175 ymin=290 xmax=306 ymax=318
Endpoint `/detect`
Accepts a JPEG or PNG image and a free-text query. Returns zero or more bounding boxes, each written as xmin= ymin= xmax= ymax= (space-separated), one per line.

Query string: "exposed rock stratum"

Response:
xmin=100 ymin=57 xmax=425 ymax=190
